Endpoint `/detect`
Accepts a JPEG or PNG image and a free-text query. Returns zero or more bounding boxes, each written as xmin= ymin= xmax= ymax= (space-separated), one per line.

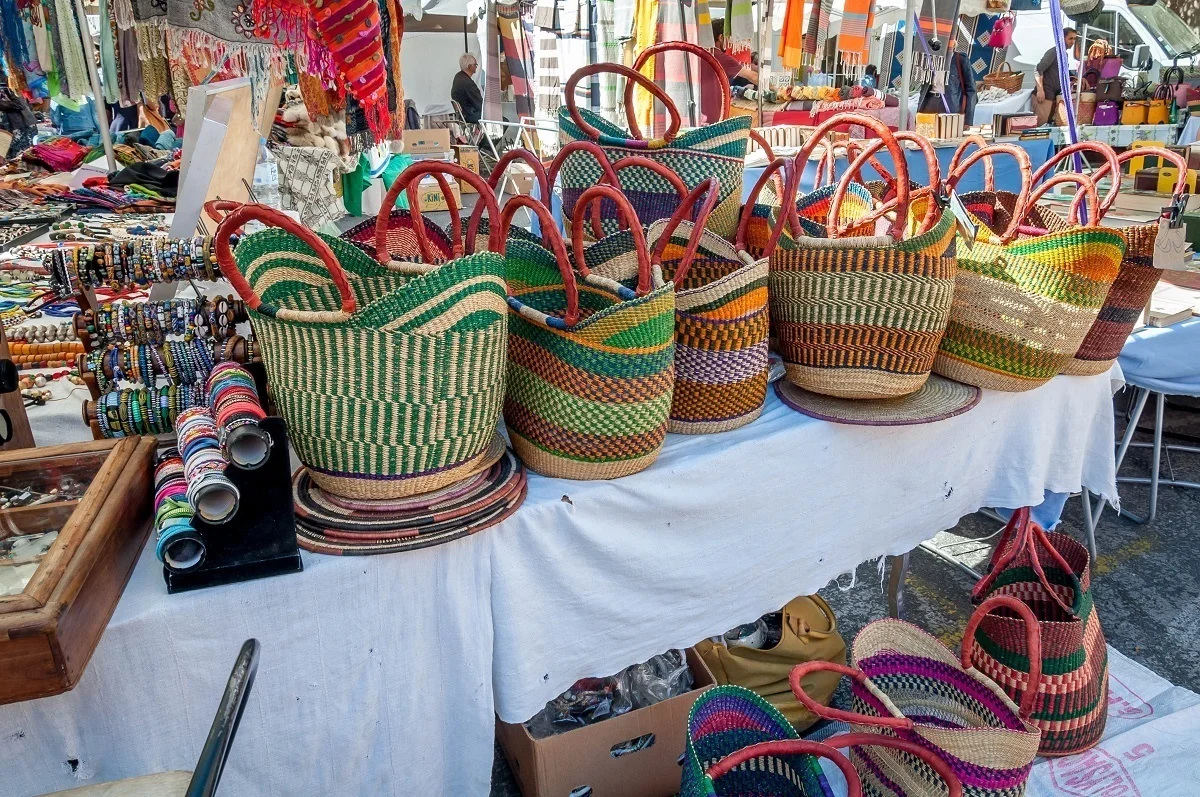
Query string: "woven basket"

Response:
xmin=681 ymin=686 xmax=966 ymax=797
xmin=502 ymin=186 xmax=675 ymax=480
xmin=589 ymin=171 xmax=771 ymax=434
xmin=792 ymin=596 xmax=1042 ymax=797
xmin=767 ymin=114 xmax=957 ymax=400
xmin=970 ymin=508 xmax=1109 ymax=757
xmin=935 ymin=143 xmax=1126 ymax=391
xmin=981 ymin=61 xmax=1023 ymax=94
xmin=559 ymin=47 xmax=750 ymax=241
xmin=1063 ymin=147 xmax=1188 ymax=375
xmin=215 ymin=164 xmax=509 ymax=500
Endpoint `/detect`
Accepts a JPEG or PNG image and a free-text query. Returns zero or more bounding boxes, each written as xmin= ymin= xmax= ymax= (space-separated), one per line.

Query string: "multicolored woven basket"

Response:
xmin=935 ymin=144 xmax=1126 ymax=391
xmin=792 ymin=597 xmax=1042 ymax=797
xmin=1061 ymin=147 xmax=1188 ymax=376
xmin=765 ymin=114 xmax=958 ymax=400
xmin=215 ymin=164 xmax=509 ymax=500
xmin=970 ymin=507 xmax=1109 ymax=757
xmin=558 ymin=49 xmax=750 ymax=241
xmin=501 ymin=187 xmax=675 ymax=480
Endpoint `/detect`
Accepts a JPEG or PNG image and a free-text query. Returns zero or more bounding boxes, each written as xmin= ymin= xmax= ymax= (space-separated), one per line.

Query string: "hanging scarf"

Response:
xmin=917 ymin=0 xmax=957 ymax=47
xmin=137 ymin=25 xmax=170 ymax=103
xmin=631 ymin=0 xmax=657 ymax=134
xmin=44 ymin=0 xmax=70 ymax=97
xmin=535 ymin=28 xmax=561 ymax=125
xmin=481 ymin=1 xmax=501 ymax=120
xmin=695 ymin=0 xmax=713 ymax=48
xmin=383 ymin=0 xmax=405 ymax=137
xmin=613 ymin=0 xmax=635 ymax=39
xmin=802 ymin=0 xmax=820 ymax=62
xmin=723 ymin=0 xmax=753 ymax=54
xmin=118 ymin=27 xmax=142 ymax=103
xmin=595 ymin=0 xmax=620 ymax=124
xmin=99 ymin=0 xmax=121 ymax=104
xmin=533 ymin=0 xmax=555 ymax=29
xmin=779 ymin=0 xmax=804 ymax=70
xmin=309 ymin=0 xmax=392 ymax=142
xmin=252 ymin=0 xmax=338 ymax=84
xmin=656 ymin=0 xmax=699 ymax=131
xmin=837 ymin=0 xmax=872 ymax=67
xmin=1 ymin=0 xmax=31 ymax=71
xmin=54 ymin=0 xmax=90 ymax=101
xmin=30 ymin=10 xmax=54 ymax=76
xmin=496 ymin=0 xmax=534 ymax=119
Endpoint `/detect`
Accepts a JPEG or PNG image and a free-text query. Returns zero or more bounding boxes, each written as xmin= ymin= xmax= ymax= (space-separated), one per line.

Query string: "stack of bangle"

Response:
xmin=71 ymin=237 xmax=219 ymax=290
xmin=153 ymin=449 xmax=205 ymax=570
xmin=207 ymin=361 xmax=271 ymax=468
xmin=83 ymin=296 xmax=241 ymax=346
xmin=93 ymin=339 xmax=216 ymax=391
xmin=176 ymin=406 xmax=240 ymax=524
xmin=96 ymin=385 xmax=203 ymax=437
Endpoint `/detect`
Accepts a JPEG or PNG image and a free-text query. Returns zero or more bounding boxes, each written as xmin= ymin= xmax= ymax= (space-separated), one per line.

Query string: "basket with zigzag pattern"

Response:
xmin=558 ymin=47 xmax=750 ymax=242
xmin=215 ymin=168 xmax=509 ymax=500
xmin=501 ymin=187 xmax=675 ymax=480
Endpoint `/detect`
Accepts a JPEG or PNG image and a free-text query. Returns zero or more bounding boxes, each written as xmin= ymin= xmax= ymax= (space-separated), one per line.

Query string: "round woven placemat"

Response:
xmin=293 ymin=447 xmax=527 ymax=555
xmin=774 ymin=374 xmax=981 ymax=427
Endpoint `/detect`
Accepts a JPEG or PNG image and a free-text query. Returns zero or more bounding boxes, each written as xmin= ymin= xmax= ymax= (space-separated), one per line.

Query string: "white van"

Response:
xmin=1005 ymin=0 xmax=1199 ymax=87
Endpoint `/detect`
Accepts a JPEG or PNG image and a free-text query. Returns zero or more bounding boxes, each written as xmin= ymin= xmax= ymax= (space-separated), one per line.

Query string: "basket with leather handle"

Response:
xmin=766 ymin=113 xmax=957 ymax=400
xmin=501 ymin=185 xmax=675 ymax=479
xmin=980 ymin=61 xmax=1023 ymax=94
xmin=558 ymin=42 xmax=751 ymax=241
xmin=934 ymin=142 xmax=1126 ymax=391
xmin=214 ymin=161 xmax=510 ymax=499
xmin=970 ymin=507 xmax=1109 ymax=757
xmin=790 ymin=594 xmax=1043 ymax=797
xmin=1061 ymin=147 xmax=1188 ymax=374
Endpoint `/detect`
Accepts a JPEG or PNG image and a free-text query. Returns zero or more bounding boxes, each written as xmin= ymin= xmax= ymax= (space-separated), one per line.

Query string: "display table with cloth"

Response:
xmin=741 ymin=137 xmax=1053 ymax=201
xmin=0 ymin=370 xmax=1118 ymax=796
xmin=1050 ymin=124 xmax=1179 ymax=147
xmin=906 ymin=88 xmax=1033 ymax=127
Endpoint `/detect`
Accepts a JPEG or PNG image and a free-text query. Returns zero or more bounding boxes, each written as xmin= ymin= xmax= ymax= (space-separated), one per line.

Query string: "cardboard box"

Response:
xmin=415 ymin=175 xmax=461 ymax=212
xmin=501 ymin=161 xmax=537 ymax=197
xmin=497 ymin=649 xmax=715 ymax=797
xmin=454 ymin=145 xmax=481 ymax=193
xmin=403 ymin=128 xmax=452 ymax=156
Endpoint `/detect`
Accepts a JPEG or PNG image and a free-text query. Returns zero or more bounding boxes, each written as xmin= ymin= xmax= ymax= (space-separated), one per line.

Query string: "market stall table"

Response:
xmin=0 ymin=365 xmax=1119 ymax=797
xmin=1050 ymin=124 xmax=1179 ymax=147
xmin=907 ymin=88 xmax=1034 ymax=127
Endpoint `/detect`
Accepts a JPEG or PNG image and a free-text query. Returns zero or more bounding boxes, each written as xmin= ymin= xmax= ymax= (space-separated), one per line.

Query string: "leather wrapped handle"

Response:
xmin=651 ymin=177 xmax=720 ymax=288
xmin=827 ymin=130 xmax=941 ymax=237
xmin=749 ymin=128 xmax=777 ymax=162
xmin=466 ymin=148 xmax=551 ymax=245
xmin=736 ymin=157 xmax=800 ymax=259
xmin=377 ymin=161 xmax=500 ymax=265
xmin=572 ymin=184 xmax=653 ymax=295
xmin=215 ymin=202 xmax=357 ymax=321
xmin=1030 ymin=141 xmax=1121 ymax=216
xmin=789 ymin=661 xmax=916 ymax=730
xmin=947 ymin=135 xmax=995 ymax=193
xmin=603 ymin=156 xmax=690 ymax=238
xmin=565 ymin=62 xmax=682 ymax=146
xmin=946 ymin=143 xmax=1032 ymax=241
xmin=1075 ymin=146 xmax=1188 ymax=219
xmin=705 ymin=739 xmax=862 ymax=796
xmin=1014 ymin=172 xmax=1100 ymax=236
xmin=960 ymin=594 xmax=1044 ymax=718
xmin=628 ymin=40 xmax=732 ymax=138
xmin=203 ymin=199 xmax=240 ymax=223
xmin=547 ymin=140 xmax=622 ymax=239
xmin=972 ymin=506 xmax=1085 ymax=617
xmin=824 ymin=733 xmax=964 ymax=797
xmin=499 ymin=195 xmax=580 ymax=327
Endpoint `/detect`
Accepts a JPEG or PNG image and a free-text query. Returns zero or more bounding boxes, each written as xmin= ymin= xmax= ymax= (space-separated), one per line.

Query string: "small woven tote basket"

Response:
xmin=1062 ymin=147 xmax=1188 ymax=375
xmin=558 ymin=43 xmax=750 ymax=241
xmin=501 ymin=186 xmax=675 ymax=480
xmin=215 ymin=164 xmax=509 ymax=500
xmin=934 ymin=142 xmax=1126 ymax=391
xmin=792 ymin=596 xmax=1043 ymax=797
xmin=970 ymin=508 xmax=1109 ymax=757
xmin=762 ymin=114 xmax=958 ymax=400
xmin=589 ymin=172 xmax=771 ymax=434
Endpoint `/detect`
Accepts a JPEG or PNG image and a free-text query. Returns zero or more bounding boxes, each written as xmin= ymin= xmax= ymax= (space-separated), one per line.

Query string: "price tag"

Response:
xmin=1154 ymin=218 xmax=1192 ymax=271
xmin=947 ymin=190 xmax=979 ymax=247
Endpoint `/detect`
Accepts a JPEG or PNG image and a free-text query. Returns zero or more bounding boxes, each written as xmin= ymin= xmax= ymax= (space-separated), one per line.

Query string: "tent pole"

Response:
xmin=898 ymin=0 xmax=917 ymax=131
xmin=75 ymin=0 xmax=117 ymax=171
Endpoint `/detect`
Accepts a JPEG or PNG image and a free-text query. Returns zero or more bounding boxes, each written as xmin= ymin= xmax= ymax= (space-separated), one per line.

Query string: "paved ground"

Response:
xmin=489 ymin=389 xmax=1200 ymax=795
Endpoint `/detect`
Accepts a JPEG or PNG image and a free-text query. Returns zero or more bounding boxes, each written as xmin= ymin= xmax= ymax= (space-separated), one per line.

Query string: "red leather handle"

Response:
xmin=947 ymin=135 xmax=995 ymax=193
xmin=1073 ymin=146 xmax=1187 ymax=220
xmin=565 ymin=62 xmax=681 ymax=145
xmin=1031 ymin=141 xmax=1121 ymax=215
xmin=1013 ymin=172 xmax=1100 ymax=237
xmin=203 ymin=199 xmax=240 ymax=223
xmin=705 ymin=740 xmax=862 ymax=796
xmin=547 ymin=140 xmax=621 ymax=239
xmin=215 ymin=202 xmax=357 ymax=318
xmin=605 ymin=156 xmax=689 ymax=237
xmin=466 ymin=148 xmax=551 ymax=245
xmin=377 ymin=161 xmax=500 ymax=264
xmin=499 ymin=195 xmax=580 ymax=327
xmin=946 ymin=143 xmax=1032 ymax=241
xmin=749 ymin=128 xmax=776 ymax=162
xmin=960 ymin=594 xmax=1044 ymax=718
xmin=824 ymin=733 xmax=964 ymax=797
xmin=651 ymin=177 xmax=720 ymax=288
xmin=629 ymin=40 xmax=732 ymax=137
xmin=789 ymin=661 xmax=916 ymax=730
xmin=572 ymin=184 xmax=653 ymax=295
xmin=827 ymin=131 xmax=941 ymax=237
xmin=736 ymin=157 xmax=800 ymax=259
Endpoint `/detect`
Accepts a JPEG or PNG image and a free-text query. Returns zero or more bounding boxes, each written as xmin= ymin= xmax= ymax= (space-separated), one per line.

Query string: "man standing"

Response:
xmin=1034 ymin=28 xmax=1077 ymax=125
xmin=921 ymin=43 xmax=977 ymax=124
xmin=701 ymin=20 xmax=758 ymax=124
xmin=452 ymin=53 xmax=484 ymax=124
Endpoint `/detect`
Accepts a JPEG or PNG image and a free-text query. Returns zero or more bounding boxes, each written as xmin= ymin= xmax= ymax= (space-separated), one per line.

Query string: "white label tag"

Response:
xmin=948 ymin=190 xmax=979 ymax=246
xmin=1154 ymin=218 xmax=1192 ymax=271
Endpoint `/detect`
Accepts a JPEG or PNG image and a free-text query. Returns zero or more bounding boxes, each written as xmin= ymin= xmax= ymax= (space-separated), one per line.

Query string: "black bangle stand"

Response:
xmin=164 ymin=415 xmax=303 ymax=594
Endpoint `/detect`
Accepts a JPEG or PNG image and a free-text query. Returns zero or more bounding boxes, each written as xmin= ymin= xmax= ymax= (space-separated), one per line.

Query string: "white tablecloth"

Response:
xmin=0 ymin=371 xmax=1119 ymax=796
xmin=1050 ymin=124 xmax=1179 ymax=147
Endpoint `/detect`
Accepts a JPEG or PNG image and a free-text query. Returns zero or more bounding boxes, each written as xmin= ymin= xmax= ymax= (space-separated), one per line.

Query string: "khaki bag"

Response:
xmin=697 ymin=595 xmax=846 ymax=730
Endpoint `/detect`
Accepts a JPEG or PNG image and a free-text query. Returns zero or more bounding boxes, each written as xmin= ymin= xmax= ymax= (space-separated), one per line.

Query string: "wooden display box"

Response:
xmin=0 ymin=437 xmax=156 ymax=705
xmin=497 ymin=649 xmax=714 ymax=797
xmin=453 ymin=145 xmax=481 ymax=193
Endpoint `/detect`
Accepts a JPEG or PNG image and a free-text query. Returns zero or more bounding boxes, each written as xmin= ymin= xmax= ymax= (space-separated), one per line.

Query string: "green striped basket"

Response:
xmin=558 ymin=56 xmax=750 ymax=242
xmin=215 ymin=190 xmax=509 ymax=500
xmin=501 ymin=187 xmax=675 ymax=480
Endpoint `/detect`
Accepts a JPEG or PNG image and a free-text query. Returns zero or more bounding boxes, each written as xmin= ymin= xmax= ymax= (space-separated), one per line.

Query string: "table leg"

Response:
xmin=1094 ymin=386 xmax=1150 ymax=525
xmin=1150 ymin=391 xmax=1165 ymax=523
xmin=886 ymin=553 xmax=910 ymax=619
xmin=1079 ymin=488 xmax=1099 ymax=562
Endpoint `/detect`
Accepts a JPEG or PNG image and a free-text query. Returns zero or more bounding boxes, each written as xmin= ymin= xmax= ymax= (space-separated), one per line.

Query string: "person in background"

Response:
xmin=702 ymin=19 xmax=758 ymax=123
xmin=919 ymin=42 xmax=977 ymax=124
xmin=452 ymin=53 xmax=484 ymax=124
xmin=0 ymin=72 xmax=37 ymax=160
xmin=861 ymin=64 xmax=878 ymax=89
xmin=1034 ymin=27 xmax=1077 ymax=125
xmin=732 ymin=52 xmax=759 ymax=88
